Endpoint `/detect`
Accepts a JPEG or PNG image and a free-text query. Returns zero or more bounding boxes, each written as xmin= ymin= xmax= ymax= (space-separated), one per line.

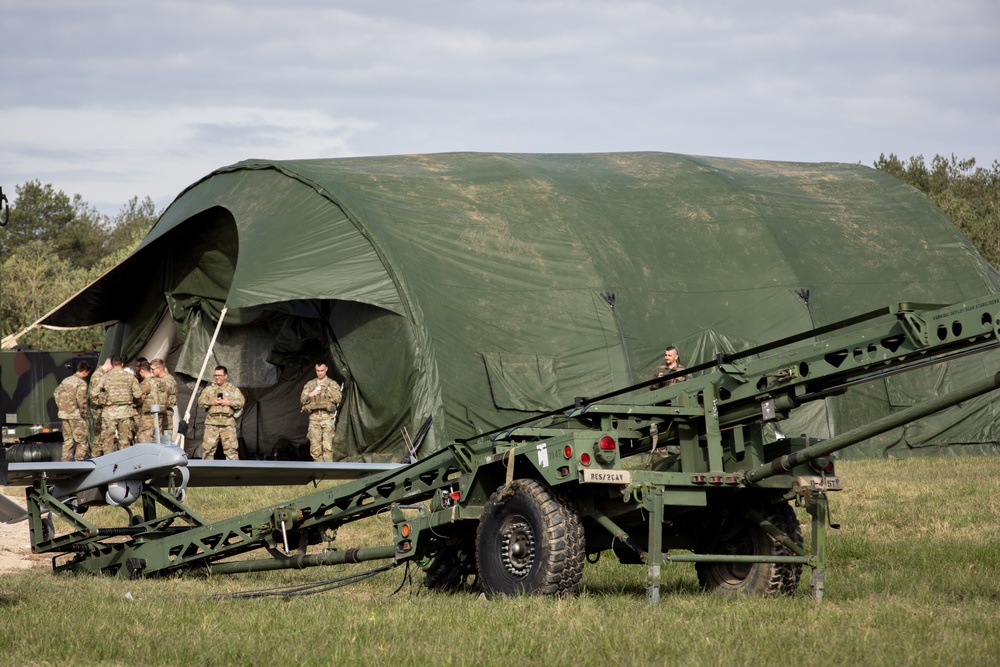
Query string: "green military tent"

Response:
xmin=40 ymin=152 xmax=1000 ymax=460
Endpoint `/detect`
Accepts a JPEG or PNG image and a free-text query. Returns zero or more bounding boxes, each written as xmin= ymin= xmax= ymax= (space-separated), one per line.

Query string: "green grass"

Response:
xmin=2 ymin=457 xmax=999 ymax=666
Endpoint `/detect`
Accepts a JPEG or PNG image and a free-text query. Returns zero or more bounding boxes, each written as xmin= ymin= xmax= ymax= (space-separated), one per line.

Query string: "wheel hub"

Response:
xmin=500 ymin=518 xmax=535 ymax=578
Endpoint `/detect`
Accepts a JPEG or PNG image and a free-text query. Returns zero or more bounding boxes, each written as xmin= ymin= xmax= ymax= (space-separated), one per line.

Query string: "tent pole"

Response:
xmin=174 ymin=306 xmax=228 ymax=448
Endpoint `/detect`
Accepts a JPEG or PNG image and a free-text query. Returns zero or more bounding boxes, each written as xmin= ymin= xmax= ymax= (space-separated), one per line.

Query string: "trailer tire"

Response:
xmin=40 ymin=516 xmax=55 ymax=542
xmin=476 ymin=479 xmax=585 ymax=598
xmin=695 ymin=501 xmax=802 ymax=596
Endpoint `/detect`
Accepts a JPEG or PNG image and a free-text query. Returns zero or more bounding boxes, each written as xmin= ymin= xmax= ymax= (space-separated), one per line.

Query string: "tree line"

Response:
xmin=1 ymin=181 xmax=157 ymax=351
xmin=873 ymin=154 xmax=1000 ymax=268
xmin=2 ymin=153 xmax=999 ymax=351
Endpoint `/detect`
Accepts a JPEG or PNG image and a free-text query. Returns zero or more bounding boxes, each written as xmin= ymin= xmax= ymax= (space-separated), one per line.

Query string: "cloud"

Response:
xmin=0 ymin=105 xmax=372 ymax=214
xmin=1 ymin=1 xmax=998 ymax=213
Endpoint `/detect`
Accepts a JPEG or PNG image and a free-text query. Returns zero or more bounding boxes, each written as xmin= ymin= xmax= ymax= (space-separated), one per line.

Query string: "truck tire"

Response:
xmin=476 ymin=479 xmax=585 ymax=598
xmin=695 ymin=501 xmax=803 ymax=596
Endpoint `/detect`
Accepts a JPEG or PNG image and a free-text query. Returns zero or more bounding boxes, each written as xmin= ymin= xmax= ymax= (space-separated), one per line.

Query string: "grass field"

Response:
xmin=2 ymin=456 xmax=999 ymax=667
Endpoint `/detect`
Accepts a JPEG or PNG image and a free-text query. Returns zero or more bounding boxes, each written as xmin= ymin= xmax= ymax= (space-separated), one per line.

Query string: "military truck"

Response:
xmin=1 ymin=349 xmax=99 ymax=445
xmin=13 ymin=293 xmax=1000 ymax=603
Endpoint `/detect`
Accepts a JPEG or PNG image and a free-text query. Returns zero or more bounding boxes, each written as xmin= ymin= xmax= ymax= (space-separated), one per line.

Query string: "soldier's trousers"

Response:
xmin=61 ymin=418 xmax=90 ymax=461
xmin=96 ymin=417 xmax=134 ymax=457
xmin=136 ymin=414 xmax=156 ymax=444
xmin=158 ymin=411 xmax=173 ymax=441
xmin=91 ymin=409 xmax=102 ymax=447
xmin=308 ymin=414 xmax=336 ymax=462
xmin=202 ymin=423 xmax=239 ymax=460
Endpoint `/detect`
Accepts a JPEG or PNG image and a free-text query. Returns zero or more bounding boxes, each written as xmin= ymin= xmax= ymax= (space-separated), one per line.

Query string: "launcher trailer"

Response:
xmin=13 ymin=294 xmax=1000 ymax=602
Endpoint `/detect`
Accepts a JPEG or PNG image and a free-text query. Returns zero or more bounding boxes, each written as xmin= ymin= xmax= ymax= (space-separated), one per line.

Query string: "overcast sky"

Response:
xmin=2 ymin=0 xmax=998 ymax=216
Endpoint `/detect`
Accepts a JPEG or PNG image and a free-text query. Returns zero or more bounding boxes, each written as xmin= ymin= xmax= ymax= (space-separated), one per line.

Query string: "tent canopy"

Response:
xmin=44 ymin=152 xmax=1000 ymax=460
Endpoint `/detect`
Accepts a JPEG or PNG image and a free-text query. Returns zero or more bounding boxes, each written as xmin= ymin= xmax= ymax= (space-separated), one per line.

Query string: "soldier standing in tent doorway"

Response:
xmin=650 ymin=345 xmax=690 ymax=390
xmin=93 ymin=356 xmax=142 ymax=455
xmin=198 ymin=365 xmax=245 ymax=460
xmin=55 ymin=360 xmax=92 ymax=461
xmin=300 ymin=360 xmax=342 ymax=462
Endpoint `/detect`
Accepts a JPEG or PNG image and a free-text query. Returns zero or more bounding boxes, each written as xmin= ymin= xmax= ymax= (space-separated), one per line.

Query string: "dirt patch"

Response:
xmin=0 ymin=496 xmax=47 ymax=574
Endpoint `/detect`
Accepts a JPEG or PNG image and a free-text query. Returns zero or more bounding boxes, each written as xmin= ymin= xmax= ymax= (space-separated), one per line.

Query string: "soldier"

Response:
xmin=93 ymin=356 xmax=142 ymax=456
xmin=197 ymin=365 xmax=245 ymax=460
xmin=135 ymin=360 xmax=157 ymax=443
xmin=54 ymin=360 xmax=92 ymax=461
xmin=88 ymin=357 xmax=113 ymax=443
xmin=650 ymin=346 xmax=690 ymax=390
xmin=128 ymin=357 xmax=145 ymax=435
xmin=300 ymin=360 xmax=342 ymax=462
xmin=150 ymin=358 xmax=177 ymax=441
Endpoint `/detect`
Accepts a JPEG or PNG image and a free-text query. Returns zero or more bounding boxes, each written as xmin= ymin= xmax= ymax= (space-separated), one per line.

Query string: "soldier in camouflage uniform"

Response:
xmin=54 ymin=360 xmax=92 ymax=461
xmin=300 ymin=361 xmax=342 ymax=462
xmin=129 ymin=358 xmax=147 ymax=435
xmin=150 ymin=358 xmax=177 ymax=441
xmin=197 ymin=365 xmax=245 ymax=460
xmin=88 ymin=357 xmax=112 ymax=443
xmin=92 ymin=356 xmax=142 ymax=456
xmin=135 ymin=360 xmax=158 ymax=443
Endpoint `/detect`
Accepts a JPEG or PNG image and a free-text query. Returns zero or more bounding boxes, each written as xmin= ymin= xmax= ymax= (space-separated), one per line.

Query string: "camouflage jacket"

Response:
xmin=140 ymin=374 xmax=178 ymax=414
xmin=54 ymin=375 xmax=89 ymax=420
xmin=89 ymin=367 xmax=107 ymax=407
xmin=198 ymin=381 xmax=245 ymax=426
xmin=154 ymin=372 xmax=178 ymax=412
xmin=300 ymin=378 xmax=342 ymax=414
xmin=94 ymin=368 xmax=142 ymax=420
xmin=138 ymin=378 xmax=159 ymax=414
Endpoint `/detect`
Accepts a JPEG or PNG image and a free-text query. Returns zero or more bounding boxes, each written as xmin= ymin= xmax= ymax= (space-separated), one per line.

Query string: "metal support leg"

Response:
xmin=806 ymin=492 xmax=828 ymax=602
xmin=645 ymin=485 xmax=664 ymax=605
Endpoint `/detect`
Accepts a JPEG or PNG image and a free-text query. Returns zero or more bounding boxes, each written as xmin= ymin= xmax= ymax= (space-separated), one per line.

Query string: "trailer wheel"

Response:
xmin=695 ymin=501 xmax=802 ymax=596
xmin=476 ymin=479 xmax=585 ymax=598
xmin=40 ymin=517 xmax=55 ymax=542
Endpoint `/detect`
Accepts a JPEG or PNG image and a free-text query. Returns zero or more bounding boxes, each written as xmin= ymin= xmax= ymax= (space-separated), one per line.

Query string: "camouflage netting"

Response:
xmin=38 ymin=152 xmax=1000 ymax=460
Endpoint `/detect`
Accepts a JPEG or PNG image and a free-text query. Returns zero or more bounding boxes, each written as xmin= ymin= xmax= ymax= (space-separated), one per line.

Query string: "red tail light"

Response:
xmin=598 ymin=436 xmax=616 ymax=451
